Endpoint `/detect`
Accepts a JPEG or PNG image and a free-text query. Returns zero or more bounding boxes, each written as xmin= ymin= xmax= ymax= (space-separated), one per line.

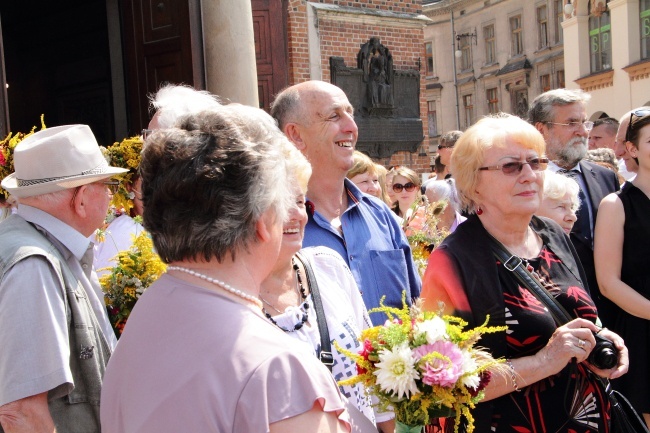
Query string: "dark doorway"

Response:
xmin=0 ymin=0 xmax=115 ymax=145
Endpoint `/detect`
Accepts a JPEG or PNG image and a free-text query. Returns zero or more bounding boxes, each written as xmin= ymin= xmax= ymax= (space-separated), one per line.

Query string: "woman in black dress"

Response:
xmin=421 ymin=113 xmax=629 ymax=433
xmin=595 ymin=107 xmax=650 ymax=428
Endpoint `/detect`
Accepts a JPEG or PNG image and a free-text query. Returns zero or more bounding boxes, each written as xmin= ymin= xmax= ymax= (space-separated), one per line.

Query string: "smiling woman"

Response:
xmin=421 ymin=113 xmax=628 ymax=433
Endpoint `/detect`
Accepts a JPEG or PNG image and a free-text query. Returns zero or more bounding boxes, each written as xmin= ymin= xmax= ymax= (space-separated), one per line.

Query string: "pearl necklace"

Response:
xmin=167 ymin=266 xmax=263 ymax=309
xmin=260 ymin=258 xmax=309 ymax=332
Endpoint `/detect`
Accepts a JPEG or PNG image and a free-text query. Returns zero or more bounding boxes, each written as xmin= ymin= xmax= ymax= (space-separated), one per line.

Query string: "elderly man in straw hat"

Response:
xmin=0 ymin=125 xmax=127 ymax=433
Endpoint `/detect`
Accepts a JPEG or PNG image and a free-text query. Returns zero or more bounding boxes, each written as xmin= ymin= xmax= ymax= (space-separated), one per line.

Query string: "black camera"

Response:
xmin=587 ymin=333 xmax=619 ymax=370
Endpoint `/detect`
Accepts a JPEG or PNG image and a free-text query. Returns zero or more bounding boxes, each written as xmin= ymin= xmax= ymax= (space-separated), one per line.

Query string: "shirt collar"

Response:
xmin=547 ymin=160 xmax=582 ymax=173
xmin=17 ymin=204 xmax=91 ymax=260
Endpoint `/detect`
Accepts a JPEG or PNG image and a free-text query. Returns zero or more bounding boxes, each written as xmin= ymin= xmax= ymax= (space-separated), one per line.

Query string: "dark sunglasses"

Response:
xmin=625 ymin=109 xmax=650 ymax=142
xmin=478 ymin=157 xmax=549 ymax=175
xmin=392 ymin=182 xmax=417 ymax=193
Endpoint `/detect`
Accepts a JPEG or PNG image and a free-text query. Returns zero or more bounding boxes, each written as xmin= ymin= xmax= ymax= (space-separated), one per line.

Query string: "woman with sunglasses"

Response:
xmin=595 ymin=108 xmax=650 ymax=427
xmin=420 ymin=114 xmax=628 ymax=433
xmin=390 ymin=166 xmax=427 ymax=235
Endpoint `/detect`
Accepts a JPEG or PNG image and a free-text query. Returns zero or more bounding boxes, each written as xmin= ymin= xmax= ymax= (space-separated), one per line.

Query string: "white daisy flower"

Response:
xmin=374 ymin=342 xmax=420 ymax=399
xmin=459 ymin=349 xmax=480 ymax=388
xmin=416 ymin=316 xmax=449 ymax=344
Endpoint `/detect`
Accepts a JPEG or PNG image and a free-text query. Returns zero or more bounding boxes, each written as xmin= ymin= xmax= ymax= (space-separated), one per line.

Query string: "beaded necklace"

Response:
xmin=260 ymin=258 xmax=310 ymax=332
xmin=167 ymin=266 xmax=263 ymax=309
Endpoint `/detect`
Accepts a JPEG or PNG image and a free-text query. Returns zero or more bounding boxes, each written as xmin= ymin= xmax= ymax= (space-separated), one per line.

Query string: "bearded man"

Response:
xmin=529 ymin=89 xmax=620 ymax=326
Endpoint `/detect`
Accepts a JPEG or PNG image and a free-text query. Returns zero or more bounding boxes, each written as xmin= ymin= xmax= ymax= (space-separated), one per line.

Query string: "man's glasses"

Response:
xmin=546 ymin=120 xmax=594 ymax=132
xmin=478 ymin=158 xmax=549 ymax=175
xmin=103 ymin=180 xmax=121 ymax=195
xmin=625 ymin=109 xmax=650 ymax=142
xmin=141 ymin=129 xmax=153 ymax=140
xmin=392 ymin=182 xmax=417 ymax=193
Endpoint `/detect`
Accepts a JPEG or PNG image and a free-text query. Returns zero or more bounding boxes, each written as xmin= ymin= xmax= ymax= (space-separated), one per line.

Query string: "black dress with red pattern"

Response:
xmin=494 ymin=246 xmax=609 ymax=432
xmin=422 ymin=215 xmax=611 ymax=433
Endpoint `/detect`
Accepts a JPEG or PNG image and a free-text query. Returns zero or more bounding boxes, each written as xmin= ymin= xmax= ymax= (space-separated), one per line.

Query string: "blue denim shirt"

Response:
xmin=303 ymin=179 xmax=421 ymax=325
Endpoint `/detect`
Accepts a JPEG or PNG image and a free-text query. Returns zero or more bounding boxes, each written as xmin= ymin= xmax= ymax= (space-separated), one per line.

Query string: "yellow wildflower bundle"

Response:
xmin=99 ymin=229 xmax=166 ymax=336
xmin=101 ymin=136 xmax=143 ymax=214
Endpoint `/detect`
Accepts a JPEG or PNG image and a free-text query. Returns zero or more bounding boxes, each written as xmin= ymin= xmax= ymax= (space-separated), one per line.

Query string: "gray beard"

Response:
xmin=553 ymin=136 xmax=587 ymax=168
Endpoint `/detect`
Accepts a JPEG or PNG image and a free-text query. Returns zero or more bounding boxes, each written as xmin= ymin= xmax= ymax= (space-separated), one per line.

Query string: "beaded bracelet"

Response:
xmin=505 ymin=359 xmax=521 ymax=392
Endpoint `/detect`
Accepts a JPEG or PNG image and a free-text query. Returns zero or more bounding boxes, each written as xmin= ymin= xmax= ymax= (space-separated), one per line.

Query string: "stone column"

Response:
xmin=201 ymin=0 xmax=259 ymax=107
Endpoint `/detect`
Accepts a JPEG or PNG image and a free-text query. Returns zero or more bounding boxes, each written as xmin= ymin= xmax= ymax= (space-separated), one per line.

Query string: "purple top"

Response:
xmin=100 ymin=274 xmax=350 ymax=433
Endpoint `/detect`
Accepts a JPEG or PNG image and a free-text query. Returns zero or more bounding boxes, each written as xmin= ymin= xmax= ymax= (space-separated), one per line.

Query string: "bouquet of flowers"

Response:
xmin=100 ymin=135 xmax=143 ymax=214
xmin=0 ymin=115 xmax=46 ymax=201
xmin=98 ymin=227 xmax=166 ymax=336
xmin=406 ymin=200 xmax=451 ymax=276
xmin=336 ymin=294 xmax=506 ymax=433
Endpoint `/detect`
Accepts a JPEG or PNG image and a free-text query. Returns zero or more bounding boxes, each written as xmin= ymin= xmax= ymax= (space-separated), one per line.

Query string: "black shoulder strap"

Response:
xmin=294 ymin=251 xmax=334 ymax=371
xmin=487 ymin=232 xmax=573 ymax=327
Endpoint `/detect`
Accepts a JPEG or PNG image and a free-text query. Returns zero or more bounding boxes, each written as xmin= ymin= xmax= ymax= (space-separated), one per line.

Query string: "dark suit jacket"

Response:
xmin=570 ymin=159 xmax=620 ymax=325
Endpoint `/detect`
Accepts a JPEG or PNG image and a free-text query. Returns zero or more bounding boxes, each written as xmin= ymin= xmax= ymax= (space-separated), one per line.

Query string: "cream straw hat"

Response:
xmin=1 ymin=124 xmax=128 ymax=198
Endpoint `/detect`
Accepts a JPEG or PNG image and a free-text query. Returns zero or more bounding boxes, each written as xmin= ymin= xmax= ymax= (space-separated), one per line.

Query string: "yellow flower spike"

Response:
xmin=99 ymin=231 xmax=165 ymax=336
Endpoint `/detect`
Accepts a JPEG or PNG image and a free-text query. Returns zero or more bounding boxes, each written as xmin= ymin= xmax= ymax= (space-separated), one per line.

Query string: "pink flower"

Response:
xmin=0 ymin=151 xmax=5 ymax=167
xmin=413 ymin=341 xmax=463 ymax=388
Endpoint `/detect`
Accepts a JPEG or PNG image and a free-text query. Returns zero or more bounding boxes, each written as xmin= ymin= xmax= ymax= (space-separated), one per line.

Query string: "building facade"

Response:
xmin=423 ymin=0 xmax=567 ymax=150
xmin=422 ymin=0 xmax=650 ymax=153
xmin=563 ymin=0 xmax=650 ymax=119
xmin=0 ymin=1 xmax=435 ymax=173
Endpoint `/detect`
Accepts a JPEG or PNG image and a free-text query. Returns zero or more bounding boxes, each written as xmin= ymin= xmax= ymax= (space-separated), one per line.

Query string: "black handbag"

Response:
xmin=488 ymin=235 xmax=649 ymax=433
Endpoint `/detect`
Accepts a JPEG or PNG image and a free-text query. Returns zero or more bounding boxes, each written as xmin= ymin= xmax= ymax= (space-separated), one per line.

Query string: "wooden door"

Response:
xmin=120 ymin=0 xmax=194 ymax=134
xmin=0 ymin=17 xmax=8 ymax=137
xmin=252 ymin=0 xmax=288 ymax=111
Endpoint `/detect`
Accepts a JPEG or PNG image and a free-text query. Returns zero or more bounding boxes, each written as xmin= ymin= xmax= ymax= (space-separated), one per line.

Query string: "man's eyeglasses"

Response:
xmin=625 ymin=109 xmax=650 ymax=142
xmin=546 ymin=120 xmax=594 ymax=132
xmin=103 ymin=180 xmax=121 ymax=195
xmin=392 ymin=182 xmax=417 ymax=193
xmin=141 ymin=129 xmax=153 ymax=140
xmin=478 ymin=158 xmax=549 ymax=175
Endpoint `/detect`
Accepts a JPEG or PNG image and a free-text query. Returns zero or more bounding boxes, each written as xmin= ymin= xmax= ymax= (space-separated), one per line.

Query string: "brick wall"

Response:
xmin=286 ymin=0 xmax=431 ymax=174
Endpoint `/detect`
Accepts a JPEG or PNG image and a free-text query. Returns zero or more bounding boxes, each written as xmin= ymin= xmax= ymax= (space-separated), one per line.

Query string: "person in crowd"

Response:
xmin=586 ymin=147 xmax=626 ymax=185
xmin=420 ymin=113 xmax=628 ymax=433
xmin=145 ymin=83 xmax=222 ymax=133
xmin=528 ymin=88 xmax=620 ymax=326
xmin=588 ymin=117 xmax=619 ymax=150
xmin=346 ymin=151 xmax=381 ymax=199
xmin=390 ymin=166 xmax=427 ymax=235
xmin=0 ymin=195 xmax=16 ymax=221
xmin=594 ymin=108 xmax=650 ymax=427
xmin=93 ymin=137 xmax=146 ymax=277
xmin=100 ymin=106 xmax=351 ymax=433
xmin=260 ymin=145 xmax=394 ymax=432
xmin=271 ymin=80 xmax=420 ymax=326
xmin=424 ymin=179 xmax=466 ymax=233
xmin=433 ymin=154 xmax=447 ymax=179
xmin=385 ymin=166 xmax=398 ymax=205
xmin=374 ymin=163 xmax=393 ymax=205
xmin=535 ymin=170 xmax=579 ymax=235
xmin=437 ymin=131 xmax=462 ymax=178
xmin=0 ymin=125 xmax=128 ymax=432
xmin=614 ymin=108 xmax=648 ymax=182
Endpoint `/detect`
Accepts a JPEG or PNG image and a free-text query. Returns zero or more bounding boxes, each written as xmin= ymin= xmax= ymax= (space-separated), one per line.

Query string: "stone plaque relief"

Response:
xmin=330 ymin=37 xmax=423 ymax=159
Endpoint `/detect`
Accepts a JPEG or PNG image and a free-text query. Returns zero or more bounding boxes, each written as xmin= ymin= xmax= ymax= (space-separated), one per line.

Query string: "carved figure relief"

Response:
xmin=357 ymin=37 xmax=394 ymax=109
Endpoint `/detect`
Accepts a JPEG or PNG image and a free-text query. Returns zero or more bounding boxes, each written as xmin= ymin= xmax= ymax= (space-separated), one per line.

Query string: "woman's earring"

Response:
xmin=476 ymin=207 xmax=483 ymax=215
